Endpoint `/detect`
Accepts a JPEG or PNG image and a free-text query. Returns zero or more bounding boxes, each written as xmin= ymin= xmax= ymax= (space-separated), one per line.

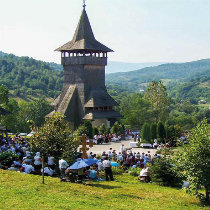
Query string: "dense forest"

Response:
xmin=0 ymin=51 xmax=63 ymax=99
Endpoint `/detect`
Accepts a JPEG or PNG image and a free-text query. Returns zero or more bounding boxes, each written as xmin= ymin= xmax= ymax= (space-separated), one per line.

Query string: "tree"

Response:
xmin=83 ymin=120 xmax=93 ymax=138
xmin=144 ymin=81 xmax=168 ymax=122
xmin=141 ymin=123 xmax=151 ymax=143
xmin=150 ymin=123 xmax=157 ymax=140
xmin=92 ymin=127 xmax=99 ymax=136
xmin=30 ymin=112 xmax=77 ymax=184
xmin=111 ymin=122 xmax=124 ymax=136
xmin=0 ymin=85 xmax=9 ymax=104
xmin=120 ymin=93 xmax=151 ymax=129
xmin=176 ymin=119 xmax=210 ymax=202
xmin=157 ymin=121 xmax=166 ymax=142
xmin=99 ymin=123 xmax=107 ymax=134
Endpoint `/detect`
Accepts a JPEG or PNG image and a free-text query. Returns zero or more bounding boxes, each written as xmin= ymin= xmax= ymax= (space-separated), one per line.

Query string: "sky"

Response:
xmin=0 ymin=0 xmax=210 ymax=64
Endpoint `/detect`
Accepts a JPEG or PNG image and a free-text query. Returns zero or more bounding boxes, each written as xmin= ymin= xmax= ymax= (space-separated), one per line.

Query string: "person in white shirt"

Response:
xmin=59 ymin=157 xmax=69 ymax=180
xmin=48 ymin=156 xmax=55 ymax=170
xmin=97 ymin=159 xmax=103 ymax=171
xmin=103 ymin=156 xmax=114 ymax=181
xmin=139 ymin=167 xmax=151 ymax=182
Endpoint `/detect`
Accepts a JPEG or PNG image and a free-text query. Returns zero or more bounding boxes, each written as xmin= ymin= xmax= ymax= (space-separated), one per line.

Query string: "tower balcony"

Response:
xmin=61 ymin=55 xmax=107 ymax=66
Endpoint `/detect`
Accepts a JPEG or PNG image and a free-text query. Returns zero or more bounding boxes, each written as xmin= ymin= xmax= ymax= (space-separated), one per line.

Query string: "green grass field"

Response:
xmin=0 ymin=170 xmax=209 ymax=210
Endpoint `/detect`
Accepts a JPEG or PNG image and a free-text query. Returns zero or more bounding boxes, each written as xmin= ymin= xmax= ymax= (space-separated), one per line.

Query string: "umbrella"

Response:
xmin=69 ymin=159 xmax=98 ymax=170
xmin=111 ymin=162 xmax=120 ymax=167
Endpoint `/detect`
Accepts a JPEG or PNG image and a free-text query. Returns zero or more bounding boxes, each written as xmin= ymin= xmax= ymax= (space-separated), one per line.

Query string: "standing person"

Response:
xmin=97 ymin=159 xmax=103 ymax=171
xmin=103 ymin=157 xmax=114 ymax=181
xmin=120 ymin=144 xmax=124 ymax=153
xmin=134 ymin=134 xmax=137 ymax=142
xmin=59 ymin=157 xmax=69 ymax=181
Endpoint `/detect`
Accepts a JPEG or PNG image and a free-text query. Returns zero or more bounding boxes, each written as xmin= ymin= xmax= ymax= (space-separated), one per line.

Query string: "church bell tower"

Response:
xmin=48 ymin=3 xmax=121 ymax=128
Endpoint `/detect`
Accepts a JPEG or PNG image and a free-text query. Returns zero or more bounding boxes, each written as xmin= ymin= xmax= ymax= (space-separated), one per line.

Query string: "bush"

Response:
xmin=150 ymin=157 xmax=183 ymax=187
xmin=111 ymin=167 xmax=124 ymax=175
xmin=128 ymin=167 xmax=141 ymax=176
xmin=0 ymin=152 xmax=20 ymax=167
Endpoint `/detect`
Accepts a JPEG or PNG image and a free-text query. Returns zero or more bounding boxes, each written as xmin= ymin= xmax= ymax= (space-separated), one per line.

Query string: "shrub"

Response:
xmin=128 ymin=167 xmax=141 ymax=176
xmin=111 ymin=167 xmax=124 ymax=175
xmin=150 ymin=157 xmax=183 ymax=187
xmin=0 ymin=152 xmax=19 ymax=167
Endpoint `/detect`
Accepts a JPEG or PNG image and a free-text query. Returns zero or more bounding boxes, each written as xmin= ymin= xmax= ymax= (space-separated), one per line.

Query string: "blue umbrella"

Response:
xmin=69 ymin=159 xmax=98 ymax=170
xmin=111 ymin=162 xmax=120 ymax=167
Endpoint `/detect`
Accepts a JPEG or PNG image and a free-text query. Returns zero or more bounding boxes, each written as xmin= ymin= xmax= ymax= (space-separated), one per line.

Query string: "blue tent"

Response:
xmin=69 ymin=159 xmax=98 ymax=170
xmin=111 ymin=162 xmax=120 ymax=167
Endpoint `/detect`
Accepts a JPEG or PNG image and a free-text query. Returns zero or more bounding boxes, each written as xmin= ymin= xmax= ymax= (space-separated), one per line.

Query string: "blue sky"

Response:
xmin=0 ymin=0 xmax=210 ymax=63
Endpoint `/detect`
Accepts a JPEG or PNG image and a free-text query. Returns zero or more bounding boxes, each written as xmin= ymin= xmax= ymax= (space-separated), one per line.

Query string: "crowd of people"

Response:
xmin=0 ymin=133 xmax=161 ymax=183
xmin=0 ymin=135 xmax=56 ymax=176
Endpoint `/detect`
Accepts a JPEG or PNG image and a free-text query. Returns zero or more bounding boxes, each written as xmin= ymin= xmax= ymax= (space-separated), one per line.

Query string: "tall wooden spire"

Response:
xmin=56 ymin=8 xmax=113 ymax=52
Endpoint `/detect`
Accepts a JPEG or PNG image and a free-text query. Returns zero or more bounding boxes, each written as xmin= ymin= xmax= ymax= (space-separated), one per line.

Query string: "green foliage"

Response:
xmin=120 ymin=93 xmax=151 ymax=129
xmin=30 ymin=112 xmax=77 ymax=163
xmin=0 ymin=152 xmax=19 ymax=166
xmin=111 ymin=122 xmax=123 ymax=135
xmin=0 ymin=53 xmax=63 ymax=99
xmin=141 ymin=123 xmax=151 ymax=143
xmin=150 ymin=123 xmax=157 ymax=140
xmin=92 ymin=127 xmax=99 ymax=135
xmin=99 ymin=123 xmax=107 ymax=134
xmin=0 ymin=85 xmax=9 ymax=104
xmin=111 ymin=167 xmax=124 ymax=175
xmin=157 ymin=121 xmax=166 ymax=142
xmin=128 ymin=167 xmax=141 ymax=176
xmin=150 ymin=157 xmax=183 ymax=187
xmin=144 ymin=81 xmax=168 ymax=122
xmin=83 ymin=120 xmax=93 ymax=138
xmin=175 ymin=119 xmax=210 ymax=202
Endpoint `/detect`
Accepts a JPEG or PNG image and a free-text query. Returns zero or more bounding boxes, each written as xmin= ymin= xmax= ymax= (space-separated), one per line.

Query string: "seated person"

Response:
xmin=41 ymin=166 xmax=54 ymax=176
xmin=88 ymin=170 xmax=98 ymax=180
xmin=22 ymin=161 xmax=35 ymax=174
xmin=139 ymin=166 xmax=151 ymax=182
xmin=8 ymin=164 xmax=19 ymax=171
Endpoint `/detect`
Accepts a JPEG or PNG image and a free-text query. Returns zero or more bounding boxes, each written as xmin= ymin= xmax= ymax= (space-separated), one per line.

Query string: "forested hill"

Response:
xmin=0 ymin=52 xmax=63 ymax=99
xmin=0 ymin=51 xmax=209 ymax=102
xmin=106 ymin=59 xmax=210 ymax=91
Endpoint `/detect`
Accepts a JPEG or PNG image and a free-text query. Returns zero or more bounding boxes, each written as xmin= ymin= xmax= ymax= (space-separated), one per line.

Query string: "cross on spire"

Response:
xmin=83 ymin=0 xmax=86 ymax=9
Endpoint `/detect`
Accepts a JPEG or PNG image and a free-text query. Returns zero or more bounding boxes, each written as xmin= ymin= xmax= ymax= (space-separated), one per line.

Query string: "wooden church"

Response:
xmin=48 ymin=3 xmax=121 ymax=129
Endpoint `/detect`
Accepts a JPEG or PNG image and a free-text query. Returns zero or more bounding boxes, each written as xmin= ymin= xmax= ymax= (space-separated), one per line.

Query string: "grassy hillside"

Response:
xmin=0 ymin=170 xmax=207 ymax=210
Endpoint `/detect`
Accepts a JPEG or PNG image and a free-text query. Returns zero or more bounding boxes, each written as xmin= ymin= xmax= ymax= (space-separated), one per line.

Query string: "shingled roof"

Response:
xmin=84 ymin=89 xmax=118 ymax=108
xmin=56 ymin=8 xmax=113 ymax=52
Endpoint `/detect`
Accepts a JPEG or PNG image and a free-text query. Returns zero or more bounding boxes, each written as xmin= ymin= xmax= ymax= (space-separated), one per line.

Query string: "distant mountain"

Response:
xmin=106 ymin=59 xmax=210 ymax=92
xmin=106 ymin=61 xmax=165 ymax=74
